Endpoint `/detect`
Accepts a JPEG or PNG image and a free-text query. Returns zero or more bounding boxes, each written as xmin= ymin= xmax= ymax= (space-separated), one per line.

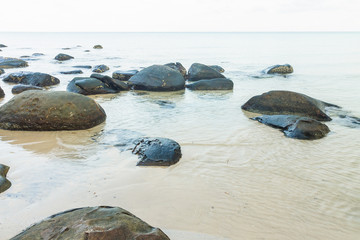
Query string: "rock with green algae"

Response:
xmin=0 ymin=164 xmax=11 ymax=194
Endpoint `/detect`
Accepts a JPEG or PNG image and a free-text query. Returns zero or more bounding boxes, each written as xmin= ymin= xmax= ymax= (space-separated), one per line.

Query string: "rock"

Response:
xmin=0 ymin=86 xmax=4 ymax=98
xmin=92 ymin=64 xmax=109 ymax=73
xmin=60 ymin=70 xmax=83 ymax=75
xmin=186 ymin=78 xmax=233 ymax=90
xmin=128 ymin=65 xmax=185 ymax=91
xmin=0 ymin=57 xmax=28 ymax=69
xmin=54 ymin=53 xmax=74 ymax=61
xmin=3 ymin=72 xmax=60 ymax=87
xmin=11 ymin=84 xmax=43 ymax=94
xmin=10 ymin=206 xmax=170 ymax=240
xmin=91 ymin=74 xmax=129 ymax=91
xmin=0 ymin=44 xmax=7 ymax=48
xmin=0 ymin=91 xmax=106 ymax=130
xmin=187 ymin=63 xmax=225 ymax=81
xmin=0 ymin=164 xmax=11 ymax=194
xmin=263 ymin=64 xmax=293 ymax=74
xmin=208 ymin=65 xmax=225 ymax=73
xmin=93 ymin=44 xmax=103 ymax=49
xmin=0 ymin=68 xmax=4 ymax=75
xmin=132 ymin=137 xmax=182 ymax=166
xmin=241 ymin=90 xmax=339 ymax=121
xmin=72 ymin=65 xmax=92 ymax=69
xmin=112 ymin=70 xmax=138 ymax=81
xmin=20 ymin=55 xmax=31 ymax=58
xmin=61 ymin=47 xmax=71 ymax=50
xmin=32 ymin=53 xmax=44 ymax=56
xmin=84 ymin=50 xmax=90 ymax=52
xmin=253 ymin=115 xmax=330 ymax=140
xmin=164 ymin=62 xmax=187 ymax=78
xmin=67 ymin=77 xmax=118 ymax=95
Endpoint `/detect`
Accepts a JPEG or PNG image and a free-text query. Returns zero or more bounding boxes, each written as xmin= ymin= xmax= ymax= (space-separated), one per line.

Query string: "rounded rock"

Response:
xmin=92 ymin=64 xmax=109 ymax=73
xmin=186 ymin=78 xmax=233 ymax=90
xmin=187 ymin=63 xmax=225 ymax=81
xmin=3 ymin=72 xmax=60 ymax=87
xmin=54 ymin=53 xmax=74 ymax=61
xmin=11 ymin=84 xmax=43 ymax=94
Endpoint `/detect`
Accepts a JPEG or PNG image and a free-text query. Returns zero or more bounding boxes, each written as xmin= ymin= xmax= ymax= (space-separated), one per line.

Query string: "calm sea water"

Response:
xmin=0 ymin=32 xmax=359 ymax=239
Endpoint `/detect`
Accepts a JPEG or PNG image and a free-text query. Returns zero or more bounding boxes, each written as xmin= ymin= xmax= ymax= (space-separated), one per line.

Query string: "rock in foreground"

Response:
xmin=3 ymin=72 xmax=60 ymax=87
xmin=54 ymin=53 xmax=74 ymax=61
xmin=186 ymin=78 xmax=233 ymax=90
xmin=187 ymin=63 xmax=225 ymax=81
xmin=241 ymin=90 xmax=338 ymax=121
xmin=0 ymin=57 xmax=28 ymax=69
xmin=263 ymin=64 xmax=293 ymax=74
xmin=0 ymin=164 xmax=11 ymax=194
xmin=11 ymin=206 xmax=170 ymax=240
xmin=0 ymin=91 xmax=106 ymax=130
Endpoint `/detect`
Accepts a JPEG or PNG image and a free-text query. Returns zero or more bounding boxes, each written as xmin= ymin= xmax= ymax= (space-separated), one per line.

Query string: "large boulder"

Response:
xmin=11 ymin=206 xmax=170 ymax=240
xmin=3 ymin=72 xmax=60 ymax=87
xmin=186 ymin=78 xmax=233 ymax=90
xmin=0 ymin=164 xmax=11 ymax=194
xmin=128 ymin=65 xmax=185 ymax=91
xmin=0 ymin=57 xmax=28 ymax=69
xmin=93 ymin=64 xmax=109 ymax=73
xmin=241 ymin=90 xmax=338 ymax=121
xmin=54 ymin=53 xmax=74 ymax=61
xmin=112 ymin=70 xmax=138 ymax=81
xmin=11 ymin=84 xmax=43 ymax=94
xmin=132 ymin=137 xmax=182 ymax=166
xmin=164 ymin=62 xmax=187 ymax=78
xmin=252 ymin=115 xmax=330 ymax=140
xmin=263 ymin=64 xmax=293 ymax=74
xmin=0 ymin=91 xmax=106 ymax=130
xmin=187 ymin=63 xmax=225 ymax=81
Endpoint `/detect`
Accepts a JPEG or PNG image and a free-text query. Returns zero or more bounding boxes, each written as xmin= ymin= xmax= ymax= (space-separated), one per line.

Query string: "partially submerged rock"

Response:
xmin=32 ymin=53 xmax=44 ymax=56
xmin=0 ymin=164 xmax=11 ymax=194
xmin=253 ymin=115 xmax=330 ymax=140
xmin=54 ymin=53 xmax=74 ymax=61
xmin=11 ymin=206 xmax=170 ymax=240
xmin=0 ymin=44 xmax=7 ymax=48
xmin=60 ymin=70 xmax=83 ymax=74
xmin=3 ymin=72 xmax=60 ymax=87
xmin=0 ymin=57 xmax=28 ymax=69
xmin=208 ymin=65 xmax=225 ymax=73
xmin=93 ymin=64 xmax=109 ymax=73
xmin=241 ymin=90 xmax=338 ymax=121
xmin=0 ymin=68 xmax=4 ymax=75
xmin=93 ymin=44 xmax=103 ymax=49
xmin=12 ymin=84 xmax=43 ymax=94
xmin=0 ymin=91 xmax=106 ymax=131
xmin=72 ymin=65 xmax=92 ymax=69
xmin=91 ymin=74 xmax=129 ymax=91
xmin=186 ymin=78 xmax=233 ymax=90
xmin=263 ymin=64 xmax=293 ymax=74
xmin=187 ymin=63 xmax=225 ymax=81
xmin=132 ymin=137 xmax=182 ymax=166
xmin=0 ymin=86 xmax=4 ymax=98
xmin=112 ymin=70 xmax=138 ymax=81
xmin=164 ymin=62 xmax=187 ymax=78
xmin=128 ymin=65 xmax=185 ymax=91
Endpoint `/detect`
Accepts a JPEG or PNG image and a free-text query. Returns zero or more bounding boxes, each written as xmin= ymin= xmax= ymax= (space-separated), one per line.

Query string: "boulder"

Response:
xmin=0 ymin=44 xmax=7 ymax=48
xmin=12 ymin=84 xmax=43 ymax=94
xmin=208 ymin=65 xmax=225 ymax=73
xmin=67 ymin=77 xmax=118 ymax=95
xmin=93 ymin=44 xmax=103 ymax=49
xmin=0 ymin=86 xmax=4 ymax=98
xmin=132 ymin=137 xmax=182 ymax=166
xmin=54 ymin=53 xmax=74 ymax=61
xmin=3 ymin=72 xmax=60 ymax=87
xmin=164 ymin=62 xmax=187 ymax=78
xmin=252 ymin=115 xmax=330 ymax=140
xmin=0 ymin=91 xmax=106 ymax=131
xmin=93 ymin=64 xmax=109 ymax=73
xmin=263 ymin=64 xmax=293 ymax=74
xmin=72 ymin=65 xmax=92 ymax=69
xmin=91 ymin=74 xmax=129 ymax=91
xmin=60 ymin=70 xmax=83 ymax=75
xmin=128 ymin=65 xmax=185 ymax=91
xmin=112 ymin=70 xmax=138 ymax=81
xmin=11 ymin=206 xmax=170 ymax=240
xmin=0 ymin=57 xmax=28 ymax=69
xmin=186 ymin=78 xmax=233 ymax=90
xmin=0 ymin=164 xmax=11 ymax=194
xmin=241 ymin=90 xmax=338 ymax=121
xmin=0 ymin=68 xmax=4 ymax=75
xmin=187 ymin=63 xmax=225 ymax=81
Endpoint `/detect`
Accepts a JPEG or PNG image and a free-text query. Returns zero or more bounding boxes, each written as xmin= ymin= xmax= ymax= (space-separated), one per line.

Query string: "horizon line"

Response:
xmin=1 ymin=31 xmax=360 ymax=33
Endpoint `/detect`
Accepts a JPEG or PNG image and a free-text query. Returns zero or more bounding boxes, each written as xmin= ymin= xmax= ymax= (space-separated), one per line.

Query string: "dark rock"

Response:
xmin=208 ymin=65 xmax=225 ymax=73
xmin=164 ymin=62 xmax=187 ymax=78
xmin=11 ymin=206 xmax=170 ymax=240
xmin=84 ymin=50 xmax=90 ymax=52
xmin=0 ymin=86 xmax=4 ymax=98
xmin=0 ymin=164 xmax=11 ymax=194
xmin=32 ymin=53 xmax=44 ymax=56
xmin=67 ymin=77 xmax=117 ymax=95
xmin=0 ymin=68 xmax=4 ymax=75
xmin=0 ymin=44 xmax=7 ymax=48
xmin=241 ymin=90 xmax=339 ymax=121
xmin=60 ymin=70 xmax=83 ymax=75
xmin=90 ymin=74 xmax=129 ymax=91
xmin=263 ymin=64 xmax=293 ymax=74
xmin=54 ymin=53 xmax=74 ymax=61
xmin=0 ymin=91 xmax=106 ymax=131
xmin=186 ymin=78 xmax=233 ymax=90
xmin=253 ymin=115 xmax=330 ymax=140
xmin=112 ymin=70 xmax=138 ymax=81
xmin=187 ymin=63 xmax=225 ymax=81
xmin=93 ymin=45 xmax=103 ymax=49
xmin=132 ymin=137 xmax=182 ymax=166
xmin=61 ymin=47 xmax=71 ymax=50
xmin=3 ymin=72 xmax=60 ymax=87
xmin=128 ymin=65 xmax=185 ymax=91
xmin=20 ymin=55 xmax=31 ymax=58
xmin=0 ymin=57 xmax=28 ymax=69
xmin=93 ymin=64 xmax=109 ymax=73
xmin=11 ymin=84 xmax=43 ymax=94
xmin=72 ymin=65 xmax=92 ymax=69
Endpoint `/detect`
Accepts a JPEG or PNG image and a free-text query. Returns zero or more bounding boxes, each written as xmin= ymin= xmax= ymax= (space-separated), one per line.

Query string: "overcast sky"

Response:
xmin=2 ymin=0 xmax=360 ymax=32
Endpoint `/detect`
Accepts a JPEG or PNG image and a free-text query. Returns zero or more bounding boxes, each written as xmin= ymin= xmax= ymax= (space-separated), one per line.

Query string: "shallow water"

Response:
xmin=0 ymin=32 xmax=360 ymax=239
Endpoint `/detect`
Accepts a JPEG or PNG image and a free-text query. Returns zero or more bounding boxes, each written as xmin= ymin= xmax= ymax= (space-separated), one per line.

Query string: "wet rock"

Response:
xmin=0 ymin=44 xmax=7 ymax=48
xmin=84 ymin=50 xmax=90 ymax=52
xmin=0 ymin=57 xmax=28 ymax=69
xmin=72 ymin=65 xmax=92 ymax=69
xmin=93 ymin=44 xmax=103 ymax=49
xmin=263 ymin=64 xmax=293 ymax=74
xmin=60 ymin=70 xmax=83 ymax=75
xmin=0 ymin=164 xmax=11 ymax=194
xmin=61 ymin=47 xmax=71 ymax=50
xmin=128 ymin=65 xmax=185 ymax=91
xmin=67 ymin=77 xmax=117 ymax=95
xmin=132 ymin=137 xmax=182 ymax=166
xmin=0 ymin=90 xmax=106 ymax=131
xmin=253 ymin=115 xmax=330 ymax=140
xmin=92 ymin=64 xmax=109 ymax=73
xmin=164 ymin=62 xmax=187 ymax=78
xmin=12 ymin=84 xmax=43 ymax=94
xmin=3 ymin=72 xmax=60 ymax=87
xmin=208 ymin=65 xmax=225 ymax=73
xmin=112 ymin=70 xmax=138 ymax=81
xmin=11 ymin=206 xmax=170 ymax=240
xmin=91 ymin=73 xmax=129 ymax=91
xmin=186 ymin=78 xmax=233 ymax=90
xmin=241 ymin=90 xmax=339 ymax=121
xmin=0 ymin=86 xmax=4 ymax=98
xmin=0 ymin=68 xmax=4 ymax=75
xmin=187 ymin=63 xmax=226 ymax=81
xmin=32 ymin=53 xmax=44 ymax=56
xmin=54 ymin=53 xmax=74 ymax=61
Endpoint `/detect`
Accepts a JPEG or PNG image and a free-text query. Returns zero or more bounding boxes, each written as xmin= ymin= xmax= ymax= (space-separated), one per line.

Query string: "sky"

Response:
xmin=1 ymin=0 xmax=360 ymax=32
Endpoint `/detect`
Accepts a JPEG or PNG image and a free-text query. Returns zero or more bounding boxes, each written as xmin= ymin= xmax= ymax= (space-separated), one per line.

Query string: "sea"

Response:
xmin=0 ymin=32 xmax=359 ymax=240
